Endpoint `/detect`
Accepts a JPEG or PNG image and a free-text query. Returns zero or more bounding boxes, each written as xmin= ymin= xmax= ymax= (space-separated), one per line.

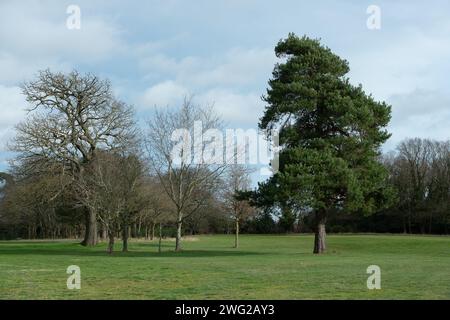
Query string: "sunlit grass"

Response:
xmin=0 ymin=234 xmax=449 ymax=299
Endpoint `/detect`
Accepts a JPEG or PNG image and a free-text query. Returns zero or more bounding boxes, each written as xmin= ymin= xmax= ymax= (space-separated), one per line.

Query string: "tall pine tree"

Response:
xmin=257 ymin=34 xmax=393 ymax=253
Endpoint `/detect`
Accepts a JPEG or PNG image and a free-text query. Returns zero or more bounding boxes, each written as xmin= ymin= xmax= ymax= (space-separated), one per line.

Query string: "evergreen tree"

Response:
xmin=257 ymin=34 xmax=393 ymax=253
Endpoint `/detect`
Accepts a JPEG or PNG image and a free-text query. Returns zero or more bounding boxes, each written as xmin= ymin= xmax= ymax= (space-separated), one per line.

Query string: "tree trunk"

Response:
xmin=408 ymin=215 xmax=412 ymax=234
xmin=137 ymin=221 xmax=142 ymax=239
xmin=428 ymin=212 xmax=433 ymax=234
xmin=313 ymin=212 xmax=327 ymax=254
xmin=131 ymin=224 xmax=137 ymax=238
xmin=234 ymin=219 xmax=239 ymax=248
xmin=122 ymin=225 xmax=129 ymax=252
xmin=158 ymin=223 xmax=162 ymax=253
xmin=403 ymin=216 xmax=407 ymax=234
xmin=144 ymin=225 xmax=149 ymax=240
xmin=175 ymin=219 xmax=182 ymax=252
xmin=80 ymin=209 xmax=97 ymax=246
xmin=151 ymin=222 xmax=155 ymax=241
xmin=107 ymin=233 xmax=114 ymax=254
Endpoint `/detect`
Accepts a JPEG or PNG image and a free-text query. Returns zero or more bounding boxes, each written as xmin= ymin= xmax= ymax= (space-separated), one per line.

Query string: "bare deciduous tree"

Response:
xmin=222 ymin=165 xmax=256 ymax=248
xmin=145 ymin=98 xmax=228 ymax=251
xmin=10 ymin=69 xmax=137 ymax=246
xmin=77 ymin=151 xmax=145 ymax=253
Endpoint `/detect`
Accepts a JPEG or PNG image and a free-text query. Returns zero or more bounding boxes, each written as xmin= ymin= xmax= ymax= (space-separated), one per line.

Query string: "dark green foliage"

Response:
xmin=243 ymin=211 xmax=278 ymax=234
xmin=255 ymin=34 xmax=394 ymax=251
xmin=278 ymin=206 xmax=297 ymax=232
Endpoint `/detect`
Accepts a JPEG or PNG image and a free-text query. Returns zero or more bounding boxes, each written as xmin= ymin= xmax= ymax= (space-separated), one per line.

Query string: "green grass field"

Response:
xmin=0 ymin=234 xmax=449 ymax=299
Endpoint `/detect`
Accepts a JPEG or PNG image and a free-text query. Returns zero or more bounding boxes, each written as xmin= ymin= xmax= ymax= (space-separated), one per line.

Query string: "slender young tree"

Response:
xmin=145 ymin=98 xmax=227 ymax=251
xmin=256 ymin=34 xmax=393 ymax=253
xmin=223 ymin=165 xmax=255 ymax=248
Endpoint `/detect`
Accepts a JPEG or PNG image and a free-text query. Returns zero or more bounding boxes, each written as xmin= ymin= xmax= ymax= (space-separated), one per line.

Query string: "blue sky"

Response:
xmin=1 ymin=0 xmax=449 ymax=179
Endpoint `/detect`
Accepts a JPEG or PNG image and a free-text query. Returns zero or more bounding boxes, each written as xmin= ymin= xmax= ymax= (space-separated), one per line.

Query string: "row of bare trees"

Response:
xmin=383 ymin=138 xmax=450 ymax=234
xmin=0 ymin=70 xmax=256 ymax=252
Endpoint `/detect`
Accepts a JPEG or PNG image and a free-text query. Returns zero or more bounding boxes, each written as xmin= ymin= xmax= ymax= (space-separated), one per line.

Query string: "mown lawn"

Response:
xmin=0 ymin=234 xmax=449 ymax=299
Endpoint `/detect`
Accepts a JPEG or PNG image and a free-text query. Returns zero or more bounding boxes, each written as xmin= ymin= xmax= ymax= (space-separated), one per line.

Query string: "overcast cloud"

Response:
xmin=0 ymin=0 xmax=449 ymax=173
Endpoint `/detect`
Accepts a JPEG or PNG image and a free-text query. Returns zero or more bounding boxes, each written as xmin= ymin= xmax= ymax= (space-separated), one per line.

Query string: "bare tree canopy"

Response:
xmin=145 ymin=97 xmax=228 ymax=251
xmin=9 ymin=69 xmax=138 ymax=246
xmin=12 ymin=69 xmax=137 ymax=169
xmin=222 ymin=165 xmax=256 ymax=248
xmin=77 ymin=151 xmax=145 ymax=253
xmin=386 ymin=138 xmax=450 ymax=234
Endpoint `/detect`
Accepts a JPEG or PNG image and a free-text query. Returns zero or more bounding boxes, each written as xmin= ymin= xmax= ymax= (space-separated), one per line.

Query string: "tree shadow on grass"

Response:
xmin=0 ymin=243 xmax=268 ymax=258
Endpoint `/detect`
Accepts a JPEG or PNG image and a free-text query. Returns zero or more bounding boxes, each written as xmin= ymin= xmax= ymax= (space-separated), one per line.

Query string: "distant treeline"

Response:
xmin=1 ymin=137 xmax=449 ymax=239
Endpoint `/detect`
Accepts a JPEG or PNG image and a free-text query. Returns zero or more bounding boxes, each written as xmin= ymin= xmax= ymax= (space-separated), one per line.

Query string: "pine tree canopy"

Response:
xmin=257 ymin=33 xmax=393 ymax=215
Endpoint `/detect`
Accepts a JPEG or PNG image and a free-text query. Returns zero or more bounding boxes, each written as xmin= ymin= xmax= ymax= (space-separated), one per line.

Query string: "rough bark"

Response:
xmin=313 ymin=211 xmax=327 ymax=254
xmin=107 ymin=233 xmax=114 ymax=254
xmin=80 ymin=209 xmax=98 ymax=246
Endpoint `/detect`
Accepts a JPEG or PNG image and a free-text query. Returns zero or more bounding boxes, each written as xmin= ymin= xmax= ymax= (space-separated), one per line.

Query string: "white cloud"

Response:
xmin=139 ymin=82 xmax=264 ymax=127
xmin=197 ymin=89 xmax=263 ymax=127
xmin=0 ymin=1 xmax=124 ymax=59
xmin=1 ymin=0 xmax=449 ymax=166
xmin=384 ymin=89 xmax=450 ymax=150
xmin=178 ymin=48 xmax=275 ymax=89
xmin=137 ymin=47 xmax=274 ymax=129
xmin=138 ymin=47 xmax=274 ymax=91
xmin=0 ymin=53 xmax=72 ymax=85
xmin=0 ymin=1 xmax=125 ymax=84
xmin=348 ymin=30 xmax=450 ymax=100
xmin=0 ymin=85 xmax=27 ymax=151
xmin=140 ymin=80 xmax=189 ymax=108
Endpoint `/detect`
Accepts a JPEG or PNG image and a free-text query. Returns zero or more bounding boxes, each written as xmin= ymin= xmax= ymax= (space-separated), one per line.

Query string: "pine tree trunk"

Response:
xmin=81 ymin=209 xmax=97 ymax=246
xmin=313 ymin=212 xmax=327 ymax=254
